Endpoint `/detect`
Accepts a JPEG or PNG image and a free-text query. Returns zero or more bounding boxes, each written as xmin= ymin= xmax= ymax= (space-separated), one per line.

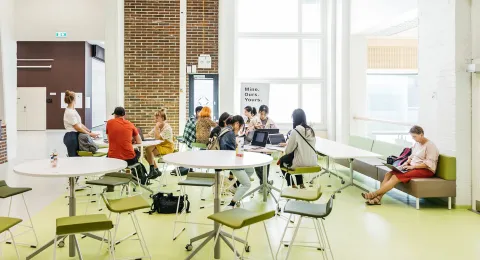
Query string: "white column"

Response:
xmin=179 ymin=0 xmax=187 ymax=135
xmin=349 ymin=35 xmax=367 ymax=137
xmin=219 ymin=0 xmax=236 ymax=114
xmin=326 ymin=0 xmax=337 ymax=141
xmin=0 ymin=0 xmax=17 ymax=159
xmin=105 ymin=0 xmax=124 ymax=117
xmin=336 ymin=0 xmax=350 ymax=144
xmin=471 ymin=0 xmax=480 ymax=211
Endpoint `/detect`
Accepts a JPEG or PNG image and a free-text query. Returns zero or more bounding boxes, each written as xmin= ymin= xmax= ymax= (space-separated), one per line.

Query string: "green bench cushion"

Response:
xmin=371 ymin=140 xmax=405 ymax=160
xmin=0 ymin=217 xmax=22 ymax=234
xmin=56 ymin=214 xmax=113 ymax=235
xmin=104 ymin=195 xmax=150 ymax=213
xmin=436 ymin=154 xmax=456 ymax=181
xmin=0 ymin=181 xmax=31 ymax=198
xmin=349 ymin=136 xmax=374 ymax=151
xmin=208 ymin=208 xmax=275 ymax=229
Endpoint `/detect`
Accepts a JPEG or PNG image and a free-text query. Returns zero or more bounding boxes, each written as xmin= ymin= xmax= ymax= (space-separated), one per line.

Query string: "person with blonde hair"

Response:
xmin=195 ymin=106 xmax=217 ymax=144
xmin=63 ymin=90 xmax=98 ymax=157
xmin=145 ymin=108 xmax=174 ymax=177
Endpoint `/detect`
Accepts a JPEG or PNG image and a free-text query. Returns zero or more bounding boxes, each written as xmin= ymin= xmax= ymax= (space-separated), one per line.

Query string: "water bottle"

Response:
xmin=50 ymin=149 xmax=58 ymax=167
xmin=236 ymin=137 xmax=244 ymax=157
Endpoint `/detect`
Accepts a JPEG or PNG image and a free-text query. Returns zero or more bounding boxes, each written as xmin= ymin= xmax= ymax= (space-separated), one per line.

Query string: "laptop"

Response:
xmin=258 ymin=129 xmax=280 ymax=135
xmin=383 ymin=163 xmax=408 ymax=173
xmin=137 ymin=127 xmax=155 ymax=141
xmin=268 ymin=134 xmax=286 ymax=146
xmin=244 ymin=131 xmax=268 ymax=149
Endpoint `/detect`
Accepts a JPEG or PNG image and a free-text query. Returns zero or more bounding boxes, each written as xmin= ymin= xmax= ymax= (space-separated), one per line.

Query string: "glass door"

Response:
xmin=188 ymin=74 xmax=219 ymax=120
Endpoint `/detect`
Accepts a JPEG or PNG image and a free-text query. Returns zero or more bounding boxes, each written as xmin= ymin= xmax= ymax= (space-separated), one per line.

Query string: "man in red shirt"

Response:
xmin=106 ymin=107 xmax=142 ymax=165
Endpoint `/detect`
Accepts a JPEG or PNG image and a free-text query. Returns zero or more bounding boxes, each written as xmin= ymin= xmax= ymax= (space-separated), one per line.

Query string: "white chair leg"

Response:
xmin=263 ymin=222 xmax=275 ymax=260
xmin=232 ymin=229 xmax=237 ymax=260
xmin=173 ymin=186 xmax=185 ymax=240
xmin=130 ymin=213 xmax=147 ymax=256
xmin=276 ymin=214 xmax=293 ymax=259
xmin=22 ymin=194 xmax=39 ymax=246
xmin=133 ymin=212 xmax=151 ymax=259
xmin=241 ymin=226 xmax=251 ymax=259
xmin=448 ymin=197 xmax=452 ymax=210
xmin=313 ymin=219 xmax=327 ymax=260
xmin=319 ymin=219 xmax=334 ymax=260
xmin=285 ymin=216 xmax=302 ymax=260
xmin=7 ymin=230 xmax=20 ymax=260
xmin=53 ymin=235 xmax=58 ymax=260
xmin=416 ymin=198 xmax=420 ymax=210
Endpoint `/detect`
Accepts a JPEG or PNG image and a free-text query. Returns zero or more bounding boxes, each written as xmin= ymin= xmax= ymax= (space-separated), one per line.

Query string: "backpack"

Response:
xmin=387 ymin=148 xmax=412 ymax=166
xmin=207 ymin=128 xmax=232 ymax=150
xmin=129 ymin=163 xmax=149 ymax=185
xmin=146 ymin=192 xmax=190 ymax=215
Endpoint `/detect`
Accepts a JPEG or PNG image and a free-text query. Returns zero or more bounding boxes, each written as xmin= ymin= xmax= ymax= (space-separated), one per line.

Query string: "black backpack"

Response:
xmin=129 ymin=163 xmax=149 ymax=185
xmin=147 ymin=192 xmax=190 ymax=214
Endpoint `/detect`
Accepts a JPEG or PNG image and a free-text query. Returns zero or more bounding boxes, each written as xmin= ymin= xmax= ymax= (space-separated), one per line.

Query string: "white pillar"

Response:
xmin=336 ymin=0 xmax=350 ymax=144
xmin=326 ymin=0 xmax=337 ymax=141
xmin=349 ymin=35 xmax=367 ymax=137
xmin=219 ymin=0 xmax=236 ymax=115
xmin=0 ymin=0 xmax=17 ymax=159
xmin=179 ymin=0 xmax=187 ymax=135
xmin=471 ymin=0 xmax=480 ymax=211
xmin=105 ymin=0 xmax=124 ymax=117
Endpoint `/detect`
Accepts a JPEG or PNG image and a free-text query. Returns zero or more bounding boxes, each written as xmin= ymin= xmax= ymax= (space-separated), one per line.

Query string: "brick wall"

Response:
xmin=124 ymin=0 xmax=219 ymax=134
xmin=0 ymin=124 xmax=7 ymax=164
xmin=186 ymin=0 xmax=219 ymax=118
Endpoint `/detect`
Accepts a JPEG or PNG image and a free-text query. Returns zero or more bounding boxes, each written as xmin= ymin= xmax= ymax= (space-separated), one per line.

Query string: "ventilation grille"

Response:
xmin=368 ymin=46 xmax=418 ymax=69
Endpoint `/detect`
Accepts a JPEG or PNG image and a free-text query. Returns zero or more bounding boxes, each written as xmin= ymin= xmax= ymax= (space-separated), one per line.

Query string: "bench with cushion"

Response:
xmin=334 ymin=136 xmax=456 ymax=209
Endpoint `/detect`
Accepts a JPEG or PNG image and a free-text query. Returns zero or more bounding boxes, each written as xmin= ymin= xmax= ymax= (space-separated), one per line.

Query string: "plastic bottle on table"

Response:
xmin=236 ymin=137 xmax=244 ymax=157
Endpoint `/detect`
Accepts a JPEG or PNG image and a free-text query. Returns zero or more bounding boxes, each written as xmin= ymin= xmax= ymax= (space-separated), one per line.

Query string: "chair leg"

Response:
xmin=319 ymin=219 xmax=334 ymax=260
xmin=73 ymin=235 xmax=84 ymax=260
xmin=22 ymin=194 xmax=39 ymax=247
xmin=285 ymin=216 xmax=302 ymax=260
xmin=232 ymin=229 xmax=237 ymax=260
xmin=241 ymin=226 xmax=251 ymax=259
xmin=133 ymin=212 xmax=151 ymax=259
xmin=448 ymin=197 xmax=452 ymax=210
xmin=416 ymin=198 xmax=420 ymax=210
xmin=173 ymin=186 xmax=186 ymax=240
xmin=130 ymin=212 xmax=147 ymax=256
xmin=53 ymin=236 xmax=58 ymax=260
xmin=7 ymin=230 xmax=20 ymax=260
xmin=313 ymin=219 xmax=327 ymax=259
xmin=276 ymin=214 xmax=293 ymax=259
xmin=263 ymin=222 xmax=275 ymax=260
xmin=211 ymin=225 xmax=223 ymax=259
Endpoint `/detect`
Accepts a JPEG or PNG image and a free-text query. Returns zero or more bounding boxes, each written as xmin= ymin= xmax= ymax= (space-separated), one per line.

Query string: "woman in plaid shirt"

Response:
xmin=183 ymin=106 xmax=203 ymax=148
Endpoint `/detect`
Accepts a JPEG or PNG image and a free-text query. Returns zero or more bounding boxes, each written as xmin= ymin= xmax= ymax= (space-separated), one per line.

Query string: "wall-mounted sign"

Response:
xmin=240 ymin=83 xmax=270 ymax=111
xmin=56 ymin=32 xmax=67 ymax=38
xmin=198 ymin=54 xmax=212 ymax=69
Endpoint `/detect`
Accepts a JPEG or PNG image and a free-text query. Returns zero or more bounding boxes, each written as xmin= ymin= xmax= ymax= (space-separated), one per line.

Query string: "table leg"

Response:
xmin=140 ymin=145 xmax=145 ymax=164
xmin=214 ymin=170 xmax=221 ymax=259
xmin=262 ymin=165 xmax=268 ymax=202
xmin=68 ymin=177 xmax=76 ymax=257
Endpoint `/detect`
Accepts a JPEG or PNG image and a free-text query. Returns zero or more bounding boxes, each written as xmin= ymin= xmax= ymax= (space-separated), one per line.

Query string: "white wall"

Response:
xmin=219 ymin=0 xmax=236 ymax=115
xmin=418 ymin=0 xmax=472 ymax=206
xmin=349 ymin=35 xmax=367 ymax=136
xmin=15 ymin=0 xmax=106 ymax=41
xmin=0 ymin=0 xmax=17 ymax=159
xmin=470 ymin=0 xmax=480 ymax=210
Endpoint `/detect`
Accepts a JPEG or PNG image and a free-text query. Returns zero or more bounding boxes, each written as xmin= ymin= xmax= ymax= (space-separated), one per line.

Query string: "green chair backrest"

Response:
xmin=435 ymin=154 xmax=456 ymax=181
xmin=0 ymin=181 xmax=6 ymax=187
xmin=371 ymin=140 xmax=406 ymax=160
xmin=349 ymin=136 xmax=374 ymax=151
xmin=191 ymin=142 xmax=207 ymax=149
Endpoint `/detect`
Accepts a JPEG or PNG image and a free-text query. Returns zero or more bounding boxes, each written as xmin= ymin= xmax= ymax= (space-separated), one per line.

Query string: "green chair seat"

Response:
xmin=86 ymin=177 xmax=131 ymax=187
xmin=281 ymin=187 xmax=322 ymax=202
xmin=77 ymin=151 xmax=108 ymax=157
xmin=191 ymin=143 xmax=207 ymax=149
xmin=281 ymin=166 xmax=322 ymax=175
xmin=56 ymin=214 xmax=113 ymax=236
xmin=284 ymin=200 xmax=329 ymax=219
xmin=208 ymin=208 xmax=275 ymax=230
xmin=0 ymin=217 xmax=22 ymax=234
xmin=0 ymin=181 xmax=31 ymax=198
xmin=104 ymin=195 xmax=150 ymax=213
xmin=179 ymin=173 xmax=215 ymax=187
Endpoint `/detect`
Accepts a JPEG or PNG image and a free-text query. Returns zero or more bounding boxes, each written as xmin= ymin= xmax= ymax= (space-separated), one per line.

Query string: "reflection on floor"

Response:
xmin=0 ymin=131 xmax=478 ymax=260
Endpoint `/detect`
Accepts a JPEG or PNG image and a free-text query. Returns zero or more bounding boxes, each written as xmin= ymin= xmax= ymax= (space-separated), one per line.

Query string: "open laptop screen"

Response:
xmin=251 ymin=131 xmax=268 ymax=147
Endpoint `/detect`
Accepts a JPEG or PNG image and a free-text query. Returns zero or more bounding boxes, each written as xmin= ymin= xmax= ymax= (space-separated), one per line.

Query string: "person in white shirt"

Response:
xmin=278 ymin=109 xmax=317 ymax=189
xmin=63 ymin=90 xmax=98 ymax=157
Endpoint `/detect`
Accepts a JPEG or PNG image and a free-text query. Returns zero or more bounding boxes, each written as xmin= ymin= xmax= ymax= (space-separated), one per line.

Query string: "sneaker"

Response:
xmin=148 ymin=169 xmax=162 ymax=179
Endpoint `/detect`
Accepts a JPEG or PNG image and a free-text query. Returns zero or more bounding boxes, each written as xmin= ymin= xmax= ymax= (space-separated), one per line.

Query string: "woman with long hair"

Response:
xmin=195 ymin=107 xmax=217 ymax=144
xmin=145 ymin=108 xmax=174 ymax=177
xmin=278 ymin=109 xmax=317 ymax=189
xmin=244 ymin=106 xmax=261 ymax=132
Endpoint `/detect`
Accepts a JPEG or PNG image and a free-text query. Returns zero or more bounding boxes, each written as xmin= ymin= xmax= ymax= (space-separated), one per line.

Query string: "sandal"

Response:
xmin=361 ymin=192 xmax=377 ymax=200
xmin=365 ymin=197 xmax=382 ymax=206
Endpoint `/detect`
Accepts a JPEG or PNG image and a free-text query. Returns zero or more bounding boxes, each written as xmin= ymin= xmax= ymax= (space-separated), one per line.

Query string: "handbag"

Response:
xmin=147 ymin=192 xmax=191 ymax=215
xmin=294 ymin=128 xmax=325 ymax=156
xmin=387 ymin=148 xmax=412 ymax=166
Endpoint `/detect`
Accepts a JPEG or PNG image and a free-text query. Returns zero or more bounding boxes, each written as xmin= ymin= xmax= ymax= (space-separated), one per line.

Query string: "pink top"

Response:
xmin=409 ymin=140 xmax=439 ymax=172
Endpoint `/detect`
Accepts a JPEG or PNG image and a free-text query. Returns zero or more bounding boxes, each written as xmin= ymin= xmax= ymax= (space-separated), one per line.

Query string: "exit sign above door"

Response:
xmin=56 ymin=32 xmax=67 ymax=38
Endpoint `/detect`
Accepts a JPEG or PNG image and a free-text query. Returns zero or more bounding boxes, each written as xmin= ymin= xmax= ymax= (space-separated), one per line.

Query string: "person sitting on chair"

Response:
xmin=362 ymin=125 xmax=439 ymax=205
xmin=183 ymin=106 xmax=203 ymax=148
xmin=145 ymin=108 xmax=174 ymax=179
xmin=106 ymin=107 xmax=142 ymax=166
xmin=278 ymin=109 xmax=317 ymax=189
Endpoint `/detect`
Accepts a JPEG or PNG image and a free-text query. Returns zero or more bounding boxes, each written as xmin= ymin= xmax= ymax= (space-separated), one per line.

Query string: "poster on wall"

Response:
xmin=61 ymin=92 xmax=83 ymax=109
xmin=240 ymin=83 xmax=270 ymax=112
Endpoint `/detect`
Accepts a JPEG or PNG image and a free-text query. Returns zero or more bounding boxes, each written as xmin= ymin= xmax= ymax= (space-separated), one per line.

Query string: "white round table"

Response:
xmin=163 ymin=151 xmax=272 ymax=260
xmin=14 ymin=157 xmax=127 ymax=259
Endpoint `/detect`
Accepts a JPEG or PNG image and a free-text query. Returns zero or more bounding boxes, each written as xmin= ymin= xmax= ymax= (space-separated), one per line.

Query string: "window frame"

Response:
xmin=234 ymin=0 xmax=328 ymax=130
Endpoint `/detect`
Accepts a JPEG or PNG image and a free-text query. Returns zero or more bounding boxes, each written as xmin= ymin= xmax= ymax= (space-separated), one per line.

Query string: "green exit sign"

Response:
xmin=56 ymin=32 xmax=67 ymax=38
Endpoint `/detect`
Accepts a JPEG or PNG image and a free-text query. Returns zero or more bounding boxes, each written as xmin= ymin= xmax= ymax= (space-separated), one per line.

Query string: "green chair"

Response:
xmin=277 ymin=195 xmax=335 ymax=260
xmin=279 ymin=166 xmax=323 ymax=202
xmin=53 ymin=214 xmax=114 ymax=259
xmin=191 ymin=142 xmax=207 ymax=150
xmin=0 ymin=217 xmax=22 ymax=259
xmin=173 ymin=172 xmax=215 ymax=240
xmin=77 ymin=151 xmax=108 ymax=157
xmin=0 ymin=181 xmax=38 ymax=248
xmin=101 ymin=194 xmax=151 ymax=259
xmin=85 ymin=173 xmax=133 ymax=214
xmin=208 ymin=205 xmax=276 ymax=259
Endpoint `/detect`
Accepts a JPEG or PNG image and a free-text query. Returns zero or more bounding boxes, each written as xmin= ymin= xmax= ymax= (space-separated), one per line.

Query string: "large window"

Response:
xmin=235 ymin=0 xmax=326 ymax=128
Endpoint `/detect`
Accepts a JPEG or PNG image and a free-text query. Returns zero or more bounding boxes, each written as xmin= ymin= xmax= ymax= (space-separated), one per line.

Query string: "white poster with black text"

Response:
xmin=240 ymin=83 xmax=270 ymax=112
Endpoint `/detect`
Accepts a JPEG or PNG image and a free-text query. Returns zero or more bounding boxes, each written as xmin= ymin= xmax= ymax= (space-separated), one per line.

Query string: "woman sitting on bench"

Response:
xmin=362 ymin=125 xmax=439 ymax=205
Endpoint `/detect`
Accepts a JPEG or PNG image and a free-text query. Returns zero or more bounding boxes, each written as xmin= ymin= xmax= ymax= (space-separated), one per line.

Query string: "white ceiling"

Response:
xmin=351 ymin=0 xmax=418 ymax=36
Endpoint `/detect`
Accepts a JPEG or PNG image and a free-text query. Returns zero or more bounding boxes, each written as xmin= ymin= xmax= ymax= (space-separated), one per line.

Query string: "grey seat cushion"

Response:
xmin=353 ymin=160 xmax=381 ymax=179
xmin=284 ymin=200 xmax=328 ymax=218
xmin=335 ymin=159 xmax=349 ymax=168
